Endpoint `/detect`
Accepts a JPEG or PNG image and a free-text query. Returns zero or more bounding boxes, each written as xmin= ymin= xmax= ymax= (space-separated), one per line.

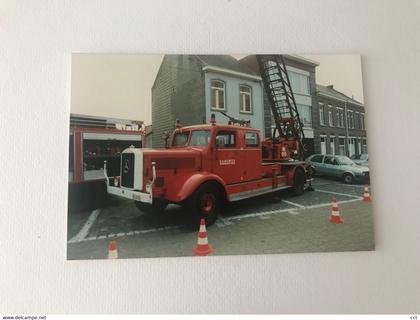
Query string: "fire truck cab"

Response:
xmin=104 ymin=118 xmax=309 ymax=228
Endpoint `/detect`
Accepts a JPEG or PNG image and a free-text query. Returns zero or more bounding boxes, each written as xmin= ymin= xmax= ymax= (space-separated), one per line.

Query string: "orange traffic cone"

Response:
xmin=329 ymin=197 xmax=343 ymax=224
xmin=108 ymin=240 xmax=118 ymax=259
xmin=363 ymin=185 xmax=372 ymax=202
xmin=192 ymin=219 xmax=214 ymax=256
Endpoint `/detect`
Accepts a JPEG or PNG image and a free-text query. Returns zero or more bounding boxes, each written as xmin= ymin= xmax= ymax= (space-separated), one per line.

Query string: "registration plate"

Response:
xmin=132 ymin=193 xmax=142 ymax=201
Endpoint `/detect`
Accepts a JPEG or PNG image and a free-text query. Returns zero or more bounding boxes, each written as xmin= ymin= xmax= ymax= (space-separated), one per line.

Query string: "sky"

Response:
xmin=71 ymin=53 xmax=364 ymax=125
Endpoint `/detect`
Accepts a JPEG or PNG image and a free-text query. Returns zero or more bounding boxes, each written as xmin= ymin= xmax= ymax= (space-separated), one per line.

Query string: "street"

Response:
xmin=67 ymin=177 xmax=374 ymax=260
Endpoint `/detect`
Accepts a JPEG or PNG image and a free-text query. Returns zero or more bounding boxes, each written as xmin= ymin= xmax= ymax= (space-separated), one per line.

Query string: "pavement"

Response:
xmin=67 ymin=177 xmax=375 ymax=260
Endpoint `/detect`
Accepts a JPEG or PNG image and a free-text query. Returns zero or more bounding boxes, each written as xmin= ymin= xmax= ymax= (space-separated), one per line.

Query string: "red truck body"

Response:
xmin=105 ymin=120 xmax=310 ymax=228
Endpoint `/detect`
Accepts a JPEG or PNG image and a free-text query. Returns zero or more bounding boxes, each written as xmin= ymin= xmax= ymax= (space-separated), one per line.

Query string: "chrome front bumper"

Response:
xmin=103 ymin=160 xmax=155 ymax=204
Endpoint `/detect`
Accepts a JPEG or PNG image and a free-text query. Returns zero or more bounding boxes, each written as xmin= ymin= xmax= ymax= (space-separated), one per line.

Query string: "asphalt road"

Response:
xmin=67 ymin=177 xmax=374 ymax=260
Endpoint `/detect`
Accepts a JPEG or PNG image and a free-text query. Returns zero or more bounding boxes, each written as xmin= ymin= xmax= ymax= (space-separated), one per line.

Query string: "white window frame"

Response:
xmin=319 ymin=103 xmax=325 ymax=126
xmin=338 ymin=135 xmax=346 ymax=156
xmin=355 ymin=111 xmax=360 ymax=129
xmin=239 ymin=85 xmax=252 ymax=114
xmin=210 ymin=80 xmax=226 ymax=110
xmin=320 ymin=134 xmax=327 ymax=154
xmin=329 ymin=135 xmax=335 ymax=155
xmin=328 ymin=105 xmax=334 ymax=127
xmin=361 ymin=113 xmax=365 ymax=130
xmin=337 ymin=107 xmax=344 ymax=128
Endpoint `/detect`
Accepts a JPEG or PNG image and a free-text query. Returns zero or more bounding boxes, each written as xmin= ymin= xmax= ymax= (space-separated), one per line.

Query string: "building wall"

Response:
xmin=151 ymin=55 xmax=206 ymax=148
xmin=316 ymin=96 xmax=367 ymax=156
xmin=203 ymin=72 xmax=264 ymax=134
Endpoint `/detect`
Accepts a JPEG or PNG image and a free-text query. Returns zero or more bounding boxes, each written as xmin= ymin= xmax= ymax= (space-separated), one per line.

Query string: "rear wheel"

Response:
xmin=343 ymin=173 xmax=354 ymax=184
xmin=292 ymin=168 xmax=305 ymax=196
xmin=186 ymin=182 xmax=221 ymax=230
xmin=134 ymin=199 xmax=168 ymax=214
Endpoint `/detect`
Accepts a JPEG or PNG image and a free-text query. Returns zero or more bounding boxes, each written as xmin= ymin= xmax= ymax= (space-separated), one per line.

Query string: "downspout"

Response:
xmin=344 ymin=100 xmax=349 ymax=156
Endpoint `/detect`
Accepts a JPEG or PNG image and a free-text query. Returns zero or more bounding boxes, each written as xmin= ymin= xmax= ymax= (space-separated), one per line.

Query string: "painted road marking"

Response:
xmin=68 ymin=209 xmax=101 ymax=244
xmin=282 ymin=200 xmax=306 ymax=208
xmin=314 ymin=188 xmax=361 ymax=199
xmin=67 ymin=199 xmax=364 ymax=244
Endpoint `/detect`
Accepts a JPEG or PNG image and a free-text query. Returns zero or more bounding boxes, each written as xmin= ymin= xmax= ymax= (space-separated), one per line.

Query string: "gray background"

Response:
xmin=0 ymin=0 xmax=419 ymax=313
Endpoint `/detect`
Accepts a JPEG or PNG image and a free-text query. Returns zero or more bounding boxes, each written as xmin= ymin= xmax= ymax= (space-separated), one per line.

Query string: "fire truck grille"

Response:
xmin=121 ymin=153 xmax=135 ymax=188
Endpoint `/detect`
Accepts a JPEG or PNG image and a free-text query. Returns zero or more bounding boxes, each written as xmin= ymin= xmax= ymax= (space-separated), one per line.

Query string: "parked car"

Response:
xmin=350 ymin=153 xmax=369 ymax=166
xmin=306 ymin=154 xmax=369 ymax=184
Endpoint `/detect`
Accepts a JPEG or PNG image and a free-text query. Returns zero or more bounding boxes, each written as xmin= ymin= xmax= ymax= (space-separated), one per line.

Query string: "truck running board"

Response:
xmin=229 ymin=185 xmax=291 ymax=202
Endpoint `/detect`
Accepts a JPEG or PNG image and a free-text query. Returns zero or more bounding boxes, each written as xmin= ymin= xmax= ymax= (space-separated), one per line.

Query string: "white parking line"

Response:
xmin=68 ymin=197 xmax=364 ymax=244
xmin=68 ymin=209 xmax=101 ymax=244
xmin=314 ymin=188 xmax=361 ymax=199
xmin=281 ymin=200 xmax=306 ymax=208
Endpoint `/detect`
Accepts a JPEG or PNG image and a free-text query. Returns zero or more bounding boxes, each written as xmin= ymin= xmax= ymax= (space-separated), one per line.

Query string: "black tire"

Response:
xmin=134 ymin=199 xmax=168 ymax=214
xmin=292 ymin=168 xmax=305 ymax=196
xmin=343 ymin=173 xmax=354 ymax=184
xmin=185 ymin=182 xmax=221 ymax=230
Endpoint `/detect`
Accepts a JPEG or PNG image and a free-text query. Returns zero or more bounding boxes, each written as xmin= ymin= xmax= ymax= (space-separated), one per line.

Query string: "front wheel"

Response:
xmin=134 ymin=199 xmax=168 ymax=214
xmin=186 ymin=182 xmax=221 ymax=230
xmin=343 ymin=173 xmax=354 ymax=184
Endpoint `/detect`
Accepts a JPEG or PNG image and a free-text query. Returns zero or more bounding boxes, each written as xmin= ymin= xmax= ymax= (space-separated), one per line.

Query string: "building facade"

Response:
xmin=316 ymin=84 xmax=368 ymax=157
xmin=239 ymin=55 xmax=319 ymax=156
xmin=151 ymin=55 xmax=264 ymax=148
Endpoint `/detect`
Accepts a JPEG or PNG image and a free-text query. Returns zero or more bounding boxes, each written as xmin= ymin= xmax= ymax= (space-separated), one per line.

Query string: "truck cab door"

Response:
xmin=212 ymin=130 xmax=243 ymax=185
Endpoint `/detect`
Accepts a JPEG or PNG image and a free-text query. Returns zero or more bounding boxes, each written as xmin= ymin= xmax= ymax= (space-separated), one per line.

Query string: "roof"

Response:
xmin=316 ymin=84 xmax=364 ymax=106
xmin=195 ymin=55 xmax=258 ymax=76
xmin=282 ymin=54 xmax=319 ymax=67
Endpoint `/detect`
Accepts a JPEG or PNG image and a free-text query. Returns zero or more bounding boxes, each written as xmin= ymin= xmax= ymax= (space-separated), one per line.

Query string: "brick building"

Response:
xmin=316 ymin=84 xmax=367 ymax=156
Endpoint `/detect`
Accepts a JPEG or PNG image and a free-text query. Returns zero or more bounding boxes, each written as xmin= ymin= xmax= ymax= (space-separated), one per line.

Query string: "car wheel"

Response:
xmin=292 ymin=168 xmax=305 ymax=196
xmin=186 ymin=182 xmax=221 ymax=230
xmin=343 ymin=173 xmax=354 ymax=184
xmin=134 ymin=199 xmax=168 ymax=214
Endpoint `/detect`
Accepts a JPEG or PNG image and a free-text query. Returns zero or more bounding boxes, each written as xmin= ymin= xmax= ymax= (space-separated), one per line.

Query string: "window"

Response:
xmin=329 ymin=136 xmax=335 ymax=155
xmin=338 ymin=137 xmax=346 ymax=155
xmin=347 ymin=111 xmax=354 ymax=129
xmin=355 ymin=112 xmax=360 ymax=129
xmin=245 ymin=132 xmax=259 ymax=147
xmin=337 ymin=108 xmax=344 ymax=128
xmin=319 ymin=103 xmax=325 ymax=125
xmin=311 ymin=155 xmax=323 ymax=163
xmin=173 ymin=131 xmax=190 ymax=146
xmin=288 ymin=71 xmax=310 ymax=95
xmin=297 ymin=104 xmax=312 ymax=127
xmin=216 ymin=131 xmax=236 ymax=148
xmin=324 ymin=155 xmax=336 ymax=165
xmin=190 ymin=130 xmax=210 ymax=147
xmin=362 ymin=138 xmax=368 ymax=153
xmin=210 ymin=80 xmax=225 ymax=110
xmin=239 ymin=85 xmax=252 ymax=113
xmin=361 ymin=113 xmax=365 ymax=130
xmin=328 ymin=106 xmax=334 ymax=126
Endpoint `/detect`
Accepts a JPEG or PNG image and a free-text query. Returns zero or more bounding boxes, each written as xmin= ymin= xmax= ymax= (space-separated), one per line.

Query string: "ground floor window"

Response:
xmin=362 ymin=138 xmax=368 ymax=153
xmin=320 ymin=135 xmax=326 ymax=154
xmin=338 ymin=137 xmax=345 ymax=155
xmin=329 ymin=136 xmax=335 ymax=155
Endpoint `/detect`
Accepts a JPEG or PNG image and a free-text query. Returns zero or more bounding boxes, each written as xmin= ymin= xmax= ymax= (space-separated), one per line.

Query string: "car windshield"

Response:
xmin=172 ymin=130 xmax=210 ymax=147
xmin=337 ymin=157 xmax=356 ymax=165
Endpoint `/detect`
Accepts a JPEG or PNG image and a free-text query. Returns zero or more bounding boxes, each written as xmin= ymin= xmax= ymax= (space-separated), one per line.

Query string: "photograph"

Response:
xmin=67 ymin=53 xmax=374 ymax=260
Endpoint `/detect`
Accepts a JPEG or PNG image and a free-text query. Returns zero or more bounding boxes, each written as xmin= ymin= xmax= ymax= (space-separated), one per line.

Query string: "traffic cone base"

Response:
xmin=329 ymin=215 xmax=344 ymax=224
xmin=192 ymin=219 xmax=214 ymax=256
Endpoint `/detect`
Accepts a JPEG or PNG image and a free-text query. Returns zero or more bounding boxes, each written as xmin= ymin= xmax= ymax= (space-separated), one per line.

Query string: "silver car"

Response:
xmin=350 ymin=153 xmax=369 ymax=166
xmin=306 ymin=154 xmax=370 ymax=184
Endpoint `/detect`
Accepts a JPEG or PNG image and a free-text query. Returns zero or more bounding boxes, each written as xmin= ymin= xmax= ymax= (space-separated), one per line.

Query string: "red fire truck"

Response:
xmin=104 ymin=55 xmax=313 ymax=228
xmin=69 ymin=114 xmax=146 ymax=211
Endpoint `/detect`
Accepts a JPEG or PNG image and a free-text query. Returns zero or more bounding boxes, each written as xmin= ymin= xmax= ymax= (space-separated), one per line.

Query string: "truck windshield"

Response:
xmin=172 ymin=130 xmax=210 ymax=147
xmin=190 ymin=130 xmax=210 ymax=147
xmin=172 ymin=131 xmax=190 ymax=146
